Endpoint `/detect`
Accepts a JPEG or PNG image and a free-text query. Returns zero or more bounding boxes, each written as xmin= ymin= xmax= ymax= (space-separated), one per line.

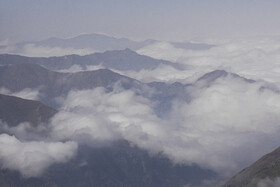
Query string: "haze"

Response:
xmin=1 ymin=0 xmax=280 ymax=43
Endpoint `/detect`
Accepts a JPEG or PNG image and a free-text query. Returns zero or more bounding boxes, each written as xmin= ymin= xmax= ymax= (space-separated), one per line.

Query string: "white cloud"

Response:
xmin=48 ymin=76 xmax=280 ymax=177
xmin=137 ymin=42 xmax=188 ymax=62
xmin=0 ymin=44 xmax=96 ymax=57
xmin=0 ymin=121 xmax=50 ymax=141
xmin=168 ymin=75 xmax=280 ymax=174
xmin=0 ymin=133 xmax=77 ymax=178
xmin=114 ymin=64 xmax=195 ymax=83
xmin=49 ymin=88 xmax=161 ymax=145
xmin=137 ymin=37 xmax=280 ymax=84
xmin=0 ymin=87 xmax=41 ymax=100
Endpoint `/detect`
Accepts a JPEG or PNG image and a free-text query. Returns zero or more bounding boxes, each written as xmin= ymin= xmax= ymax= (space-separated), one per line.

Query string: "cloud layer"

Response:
xmin=2 ymin=66 xmax=280 ymax=179
xmin=45 ymin=74 xmax=280 ymax=177
xmin=1 ymin=36 xmax=280 ymax=181
xmin=136 ymin=37 xmax=280 ymax=83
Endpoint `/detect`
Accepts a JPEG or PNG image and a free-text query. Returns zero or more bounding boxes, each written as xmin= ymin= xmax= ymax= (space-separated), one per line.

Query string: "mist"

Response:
xmin=46 ymin=76 xmax=280 ymax=177
xmin=2 ymin=70 xmax=280 ymax=179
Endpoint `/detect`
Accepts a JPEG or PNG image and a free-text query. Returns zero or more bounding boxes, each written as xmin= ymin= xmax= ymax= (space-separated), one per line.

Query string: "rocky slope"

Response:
xmin=0 ymin=94 xmax=56 ymax=127
xmin=224 ymin=146 xmax=280 ymax=187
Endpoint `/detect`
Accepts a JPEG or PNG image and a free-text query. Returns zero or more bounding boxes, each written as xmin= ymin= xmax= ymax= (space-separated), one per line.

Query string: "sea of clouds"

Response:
xmin=1 ymin=36 xmax=280 ymax=182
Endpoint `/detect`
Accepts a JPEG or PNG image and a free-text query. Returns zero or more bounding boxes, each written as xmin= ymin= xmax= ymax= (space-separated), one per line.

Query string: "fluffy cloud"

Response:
xmin=49 ymin=88 xmax=161 ymax=146
xmin=168 ymin=75 xmax=280 ymax=173
xmin=0 ymin=133 xmax=77 ymax=177
xmin=47 ymin=74 xmax=280 ymax=177
xmin=0 ymin=44 xmax=96 ymax=57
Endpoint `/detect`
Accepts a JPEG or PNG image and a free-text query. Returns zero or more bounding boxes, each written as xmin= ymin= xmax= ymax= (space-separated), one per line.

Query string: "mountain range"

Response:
xmin=0 ymin=48 xmax=181 ymax=71
xmin=1 ymin=46 xmax=279 ymax=187
xmin=0 ymin=54 xmax=234 ymax=186
xmin=0 ymin=33 xmax=214 ymax=54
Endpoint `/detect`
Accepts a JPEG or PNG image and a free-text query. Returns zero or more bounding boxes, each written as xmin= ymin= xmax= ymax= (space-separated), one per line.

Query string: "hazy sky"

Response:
xmin=1 ymin=0 xmax=280 ymax=42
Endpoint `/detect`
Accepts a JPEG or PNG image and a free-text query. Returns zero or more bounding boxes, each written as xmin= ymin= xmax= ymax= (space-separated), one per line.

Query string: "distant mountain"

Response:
xmin=224 ymin=146 xmax=280 ymax=187
xmin=0 ymin=141 xmax=216 ymax=187
xmin=0 ymin=94 xmax=56 ymax=127
xmin=197 ymin=69 xmax=255 ymax=84
xmin=12 ymin=33 xmax=214 ymax=52
xmin=17 ymin=33 xmax=156 ymax=51
xmin=0 ymin=48 xmax=180 ymax=71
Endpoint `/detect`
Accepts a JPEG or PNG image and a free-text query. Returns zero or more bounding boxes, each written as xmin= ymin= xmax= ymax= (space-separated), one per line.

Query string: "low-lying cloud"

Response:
xmin=0 ymin=133 xmax=77 ymax=177
xmin=45 ymin=74 xmax=280 ymax=177
xmin=49 ymin=88 xmax=160 ymax=145
xmin=2 ymin=70 xmax=280 ymax=179
xmin=1 ymin=36 xmax=280 ymax=181
xmin=136 ymin=37 xmax=280 ymax=84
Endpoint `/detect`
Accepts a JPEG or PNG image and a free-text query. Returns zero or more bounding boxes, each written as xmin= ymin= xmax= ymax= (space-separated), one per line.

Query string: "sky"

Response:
xmin=1 ymin=0 xmax=280 ymax=42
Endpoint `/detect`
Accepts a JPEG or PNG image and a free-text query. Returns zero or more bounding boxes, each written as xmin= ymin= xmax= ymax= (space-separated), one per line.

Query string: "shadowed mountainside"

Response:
xmin=0 ymin=48 xmax=180 ymax=71
xmin=0 ymin=94 xmax=56 ymax=127
xmin=0 ymin=63 xmax=140 ymax=107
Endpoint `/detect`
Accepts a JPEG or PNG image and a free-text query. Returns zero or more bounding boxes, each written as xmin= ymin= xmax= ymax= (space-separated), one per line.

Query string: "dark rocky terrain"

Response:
xmin=0 ymin=94 xmax=56 ymax=127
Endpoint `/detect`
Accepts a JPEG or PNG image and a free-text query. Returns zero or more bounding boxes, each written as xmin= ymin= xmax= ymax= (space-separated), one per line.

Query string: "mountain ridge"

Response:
xmin=224 ymin=146 xmax=280 ymax=187
xmin=13 ymin=33 xmax=214 ymax=52
xmin=0 ymin=48 xmax=180 ymax=71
